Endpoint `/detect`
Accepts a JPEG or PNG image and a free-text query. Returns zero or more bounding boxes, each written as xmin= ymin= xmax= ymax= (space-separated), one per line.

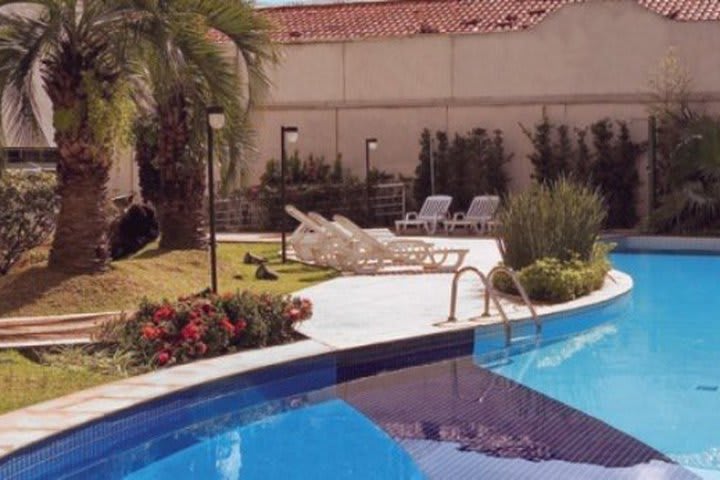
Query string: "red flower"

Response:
xmin=153 ymin=305 xmax=176 ymax=323
xmin=287 ymin=308 xmax=302 ymax=322
xmin=181 ymin=323 xmax=201 ymax=341
xmin=195 ymin=342 xmax=208 ymax=356
xmin=220 ymin=317 xmax=234 ymax=334
xmin=157 ymin=351 xmax=171 ymax=366
xmin=235 ymin=319 xmax=247 ymax=334
xmin=142 ymin=324 xmax=162 ymax=341
xmin=202 ymin=303 xmax=216 ymax=314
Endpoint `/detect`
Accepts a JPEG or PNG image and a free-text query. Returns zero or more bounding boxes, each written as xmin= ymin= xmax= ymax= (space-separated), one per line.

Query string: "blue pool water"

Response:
xmin=3 ymin=250 xmax=717 ymax=480
xmin=122 ymin=399 xmax=423 ymax=480
xmin=487 ymin=252 xmax=720 ymax=475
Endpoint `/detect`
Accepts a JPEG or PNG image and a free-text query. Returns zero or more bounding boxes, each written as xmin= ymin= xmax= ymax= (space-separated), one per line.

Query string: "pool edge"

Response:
xmin=0 ymin=269 xmax=633 ymax=463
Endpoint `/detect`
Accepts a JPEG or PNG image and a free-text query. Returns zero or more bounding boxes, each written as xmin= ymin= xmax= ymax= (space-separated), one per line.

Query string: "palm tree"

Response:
xmin=650 ymin=116 xmax=720 ymax=233
xmin=0 ymin=0 xmax=139 ymax=272
xmin=131 ymin=0 xmax=275 ymax=249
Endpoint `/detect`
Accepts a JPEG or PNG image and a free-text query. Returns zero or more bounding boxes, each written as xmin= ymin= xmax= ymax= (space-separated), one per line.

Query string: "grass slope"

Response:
xmin=0 ymin=242 xmax=335 ymax=318
xmin=0 ymin=243 xmax=335 ymax=414
xmin=0 ymin=349 xmax=119 ymax=414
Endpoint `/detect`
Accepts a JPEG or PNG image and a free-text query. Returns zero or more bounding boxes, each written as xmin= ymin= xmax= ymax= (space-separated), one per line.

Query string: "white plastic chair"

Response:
xmin=395 ymin=195 xmax=452 ymax=235
xmin=444 ymin=195 xmax=501 ymax=234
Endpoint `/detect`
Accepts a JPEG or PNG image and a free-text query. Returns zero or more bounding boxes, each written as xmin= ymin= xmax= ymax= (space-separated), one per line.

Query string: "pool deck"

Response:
xmin=0 ymin=237 xmax=632 ymax=463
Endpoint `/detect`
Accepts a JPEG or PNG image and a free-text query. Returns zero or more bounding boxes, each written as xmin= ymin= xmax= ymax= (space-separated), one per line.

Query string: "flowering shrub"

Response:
xmin=108 ymin=290 xmax=312 ymax=368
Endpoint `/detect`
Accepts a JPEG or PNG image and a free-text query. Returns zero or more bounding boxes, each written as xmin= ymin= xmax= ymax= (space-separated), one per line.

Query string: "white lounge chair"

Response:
xmin=285 ymin=205 xmax=350 ymax=268
xmin=395 ymin=195 xmax=452 ymax=235
xmin=332 ymin=214 xmax=468 ymax=274
xmin=443 ymin=195 xmax=501 ymax=234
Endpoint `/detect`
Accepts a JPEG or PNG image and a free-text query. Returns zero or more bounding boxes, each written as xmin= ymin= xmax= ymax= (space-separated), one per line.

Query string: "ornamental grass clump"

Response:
xmin=495 ymin=178 xmax=610 ymax=303
xmin=498 ymin=178 xmax=606 ymax=271
xmin=106 ymin=290 xmax=312 ymax=368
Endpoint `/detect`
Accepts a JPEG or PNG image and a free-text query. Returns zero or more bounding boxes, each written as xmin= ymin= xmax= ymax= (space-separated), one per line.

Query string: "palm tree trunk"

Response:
xmin=48 ymin=154 xmax=111 ymax=273
xmin=43 ymin=51 xmax=117 ymax=273
xmin=155 ymin=94 xmax=208 ymax=250
xmin=156 ymin=165 xmax=207 ymax=250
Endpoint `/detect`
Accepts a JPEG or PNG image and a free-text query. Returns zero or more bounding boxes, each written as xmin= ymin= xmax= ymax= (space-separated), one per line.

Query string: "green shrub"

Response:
xmin=0 ymin=170 xmax=58 ymax=275
xmin=261 ymin=152 xmax=340 ymax=187
xmin=498 ymin=178 xmax=606 ymax=270
xmin=495 ymin=243 xmax=612 ymax=303
xmin=103 ymin=290 xmax=312 ymax=368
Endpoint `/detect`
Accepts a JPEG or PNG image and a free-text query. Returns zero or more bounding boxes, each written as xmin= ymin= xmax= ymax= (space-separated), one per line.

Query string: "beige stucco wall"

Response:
xmin=245 ymin=0 xmax=720 ymax=219
xmin=24 ymin=1 xmax=720 ymax=218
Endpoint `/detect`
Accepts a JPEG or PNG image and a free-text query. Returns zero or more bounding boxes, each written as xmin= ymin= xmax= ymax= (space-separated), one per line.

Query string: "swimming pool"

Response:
xmin=485 ymin=252 xmax=720 ymax=479
xmin=0 ymin=250 xmax=716 ymax=479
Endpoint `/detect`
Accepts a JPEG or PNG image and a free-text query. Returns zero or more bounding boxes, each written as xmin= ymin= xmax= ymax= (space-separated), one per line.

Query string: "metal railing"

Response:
xmin=447 ymin=266 xmax=539 ymax=346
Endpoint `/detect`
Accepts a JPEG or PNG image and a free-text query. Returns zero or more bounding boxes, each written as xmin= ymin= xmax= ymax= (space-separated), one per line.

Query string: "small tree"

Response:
xmin=574 ymin=128 xmax=592 ymax=180
xmin=486 ymin=129 xmax=512 ymax=195
xmin=590 ymin=119 xmax=644 ymax=228
xmin=330 ymin=154 xmax=345 ymax=184
xmin=434 ymin=130 xmax=450 ymax=194
xmin=414 ymin=129 xmax=433 ymax=205
xmin=554 ymin=125 xmax=573 ymax=176
xmin=521 ymin=114 xmax=555 ymax=184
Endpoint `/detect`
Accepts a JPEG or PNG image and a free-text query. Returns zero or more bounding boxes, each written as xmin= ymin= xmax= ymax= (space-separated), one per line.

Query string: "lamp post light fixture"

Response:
xmin=207 ymin=106 xmax=225 ymax=294
xmin=281 ymin=126 xmax=299 ymax=263
xmin=365 ymin=138 xmax=378 ymax=226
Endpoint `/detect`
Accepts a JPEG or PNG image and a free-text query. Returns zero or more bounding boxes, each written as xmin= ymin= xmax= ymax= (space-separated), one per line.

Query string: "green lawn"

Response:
xmin=0 ymin=242 xmax=335 ymax=318
xmin=0 ymin=349 xmax=121 ymax=414
xmin=0 ymin=242 xmax=336 ymax=414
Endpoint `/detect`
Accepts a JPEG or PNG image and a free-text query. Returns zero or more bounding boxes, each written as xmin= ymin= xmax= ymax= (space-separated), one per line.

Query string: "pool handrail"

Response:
xmin=447 ymin=265 xmax=538 ymax=346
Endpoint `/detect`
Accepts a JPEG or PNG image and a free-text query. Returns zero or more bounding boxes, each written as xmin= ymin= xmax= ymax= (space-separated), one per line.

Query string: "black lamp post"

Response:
xmin=281 ymin=126 xmax=299 ymax=263
xmin=207 ymin=106 xmax=225 ymax=294
xmin=365 ymin=138 xmax=378 ymax=226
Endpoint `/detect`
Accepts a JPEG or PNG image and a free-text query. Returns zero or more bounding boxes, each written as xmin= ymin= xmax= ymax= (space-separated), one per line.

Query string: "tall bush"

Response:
xmin=574 ymin=128 xmax=592 ymax=180
xmin=590 ymin=119 xmax=643 ymax=228
xmin=0 ymin=171 xmax=58 ymax=274
xmin=523 ymin=115 xmax=644 ymax=228
xmin=521 ymin=114 xmax=574 ymax=184
xmin=414 ymin=127 xmax=510 ymax=209
xmin=498 ymin=178 xmax=606 ymax=270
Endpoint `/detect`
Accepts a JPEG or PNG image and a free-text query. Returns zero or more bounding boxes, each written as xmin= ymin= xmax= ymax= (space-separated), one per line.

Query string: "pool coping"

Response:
xmin=0 ymin=268 xmax=633 ymax=463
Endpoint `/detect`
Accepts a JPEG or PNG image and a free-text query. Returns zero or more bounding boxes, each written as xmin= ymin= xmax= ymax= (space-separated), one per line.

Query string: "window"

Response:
xmin=2 ymin=148 xmax=59 ymax=172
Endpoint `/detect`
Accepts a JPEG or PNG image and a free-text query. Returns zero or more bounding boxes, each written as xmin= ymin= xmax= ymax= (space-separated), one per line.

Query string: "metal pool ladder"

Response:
xmin=447 ymin=266 xmax=539 ymax=346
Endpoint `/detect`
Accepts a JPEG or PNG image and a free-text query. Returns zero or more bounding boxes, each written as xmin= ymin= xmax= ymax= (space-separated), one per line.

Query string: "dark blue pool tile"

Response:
xmin=340 ymin=357 xmax=699 ymax=480
xmin=0 ymin=356 xmax=336 ymax=480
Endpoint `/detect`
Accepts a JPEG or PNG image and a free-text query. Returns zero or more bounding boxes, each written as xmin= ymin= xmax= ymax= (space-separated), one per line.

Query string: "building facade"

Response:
xmin=248 ymin=0 xmax=720 ymax=217
xmin=15 ymin=0 xmax=720 ymax=218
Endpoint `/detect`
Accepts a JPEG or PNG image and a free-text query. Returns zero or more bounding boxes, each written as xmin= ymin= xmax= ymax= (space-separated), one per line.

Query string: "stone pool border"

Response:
xmin=0 ymin=269 xmax=632 ymax=463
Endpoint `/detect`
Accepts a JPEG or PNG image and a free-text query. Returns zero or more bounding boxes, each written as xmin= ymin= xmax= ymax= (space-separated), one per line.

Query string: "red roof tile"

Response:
xmin=257 ymin=0 xmax=720 ymax=43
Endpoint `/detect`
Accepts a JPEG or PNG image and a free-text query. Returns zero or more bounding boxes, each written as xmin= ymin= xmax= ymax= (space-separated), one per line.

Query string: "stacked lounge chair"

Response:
xmin=285 ymin=205 xmax=468 ymax=274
